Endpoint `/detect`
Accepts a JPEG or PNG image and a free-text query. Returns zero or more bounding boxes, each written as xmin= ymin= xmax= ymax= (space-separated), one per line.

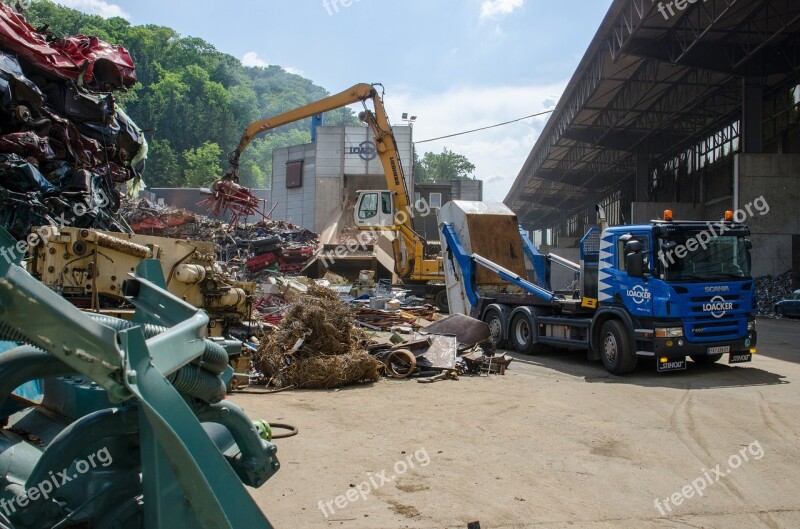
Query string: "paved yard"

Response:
xmin=232 ymin=318 xmax=800 ymax=529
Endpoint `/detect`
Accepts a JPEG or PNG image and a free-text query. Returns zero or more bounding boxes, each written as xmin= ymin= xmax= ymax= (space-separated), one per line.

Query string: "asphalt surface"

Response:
xmin=232 ymin=317 xmax=800 ymax=529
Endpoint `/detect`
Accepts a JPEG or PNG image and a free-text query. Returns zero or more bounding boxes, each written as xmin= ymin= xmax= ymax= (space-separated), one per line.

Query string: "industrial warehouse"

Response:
xmin=0 ymin=1 xmax=798 ymax=529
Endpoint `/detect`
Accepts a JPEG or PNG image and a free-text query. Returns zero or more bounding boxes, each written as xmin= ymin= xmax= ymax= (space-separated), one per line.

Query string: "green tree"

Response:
xmin=414 ymin=148 xmax=476 ymax=183
xmin=21 ymin=1 xmax=363 ymax=190
xmin=146 ymin=139 xmax=181 ymax=187
xmin=184 ymin=142 xmax=222 ymax=187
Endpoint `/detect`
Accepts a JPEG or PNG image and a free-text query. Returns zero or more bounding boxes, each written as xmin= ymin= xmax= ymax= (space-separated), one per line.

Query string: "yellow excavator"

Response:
xmin=221 ymin=83 xmax=444 ymax=284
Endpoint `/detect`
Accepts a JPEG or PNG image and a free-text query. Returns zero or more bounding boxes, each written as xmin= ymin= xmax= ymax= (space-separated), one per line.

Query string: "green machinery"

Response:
xmin=0 ymin=227 xmax=278 ymax=528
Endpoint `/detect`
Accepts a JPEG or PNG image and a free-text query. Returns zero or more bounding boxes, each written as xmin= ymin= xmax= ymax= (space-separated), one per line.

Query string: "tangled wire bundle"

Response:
xmin=256 ymin=286 xmax=380 ymax=389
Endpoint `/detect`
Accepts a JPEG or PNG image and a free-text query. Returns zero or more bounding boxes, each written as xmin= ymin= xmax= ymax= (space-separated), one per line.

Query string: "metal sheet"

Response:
xmin=422 ymin=314 xmax=490 ymax=347
xmin=415 ymin=335 xmax=457 ymax=370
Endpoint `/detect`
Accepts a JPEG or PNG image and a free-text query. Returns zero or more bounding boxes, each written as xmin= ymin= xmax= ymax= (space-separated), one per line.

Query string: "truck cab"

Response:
xmin=596 ymin=213 xmax=757 ymax=372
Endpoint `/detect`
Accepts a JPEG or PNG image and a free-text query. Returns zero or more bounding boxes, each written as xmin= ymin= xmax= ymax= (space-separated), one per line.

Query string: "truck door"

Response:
xmin=355 ymin=190 xmax=394 ymax=227
xmin=618 ymin=233 xmax=654 ymax=318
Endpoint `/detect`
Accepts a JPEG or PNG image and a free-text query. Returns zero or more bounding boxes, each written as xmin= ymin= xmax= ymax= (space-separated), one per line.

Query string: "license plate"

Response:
xmin=658 ymin=358 xmax=686 ymax=372
xmin=729 ymin=352 xmax=752 ymax=364
xmin=707 ymin=346 xmax=730 ymax=354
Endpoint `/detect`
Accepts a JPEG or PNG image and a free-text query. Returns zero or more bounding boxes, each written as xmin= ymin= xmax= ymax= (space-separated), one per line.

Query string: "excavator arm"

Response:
xmin=225 ymin=83 xmax=376 ymax=181
xmin=223 ymin=83 xmax=441 ymax=281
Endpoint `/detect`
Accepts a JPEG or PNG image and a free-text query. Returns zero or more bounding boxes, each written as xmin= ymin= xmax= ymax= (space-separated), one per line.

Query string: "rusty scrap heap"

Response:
xmin=0 ymin=5 xmax=144 ymax=238
xmin=255 ymin=285 xmax=381 ymax=389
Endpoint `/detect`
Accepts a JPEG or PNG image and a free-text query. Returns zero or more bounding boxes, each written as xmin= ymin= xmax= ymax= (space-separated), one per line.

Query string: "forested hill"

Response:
xmin=22 ymin=1 xmax=359 ymax=189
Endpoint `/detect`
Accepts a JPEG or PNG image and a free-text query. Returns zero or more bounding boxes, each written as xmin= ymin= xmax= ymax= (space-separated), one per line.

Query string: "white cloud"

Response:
xmin=480 ymin=0 xmax=524 ymax=20
xmin=241 ymin=52 xmax=303 ymax=75
xmin=241 ymin=51 xmax=268 ymax=68
xmin=55 ymin=0 xmax=130 ymax=19
xmin=387 ymin=83 xmax=566 ymax=203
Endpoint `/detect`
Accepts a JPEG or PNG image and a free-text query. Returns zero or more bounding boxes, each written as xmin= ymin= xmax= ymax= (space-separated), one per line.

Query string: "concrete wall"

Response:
xmin=449 ymin=179 xmax=483 ymax=201
xmin=270 ymin=144 xmax=316 ymax=229
xmin=630 ymin=202 xmax=704 ymax=224
xmin=536 ymin=247 xmax=581 ymax=291
xmin=735 ymin=154 xmax=800 ymax=277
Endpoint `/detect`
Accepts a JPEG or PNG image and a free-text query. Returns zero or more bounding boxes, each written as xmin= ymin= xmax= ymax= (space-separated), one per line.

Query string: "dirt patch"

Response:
xmin=387 ymin=500 xmax=420 ymax=518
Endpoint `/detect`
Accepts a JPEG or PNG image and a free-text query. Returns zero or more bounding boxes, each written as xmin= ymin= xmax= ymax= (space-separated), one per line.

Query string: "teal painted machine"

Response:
xmin=0 ymin=228 xmax=278 ymax=529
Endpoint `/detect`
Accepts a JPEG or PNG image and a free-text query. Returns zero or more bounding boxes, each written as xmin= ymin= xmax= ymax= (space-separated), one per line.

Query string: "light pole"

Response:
xmin=401 ymin=113 xmax=417 ymax=193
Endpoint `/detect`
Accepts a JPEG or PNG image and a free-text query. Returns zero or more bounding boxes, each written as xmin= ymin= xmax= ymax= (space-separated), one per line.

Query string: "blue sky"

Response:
xmin=55 ymin=0 xmax=611 ymax=201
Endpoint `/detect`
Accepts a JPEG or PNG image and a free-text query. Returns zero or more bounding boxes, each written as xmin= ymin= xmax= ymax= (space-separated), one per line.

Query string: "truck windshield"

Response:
xmin=657 ymin=234 xmax=751 ymax=282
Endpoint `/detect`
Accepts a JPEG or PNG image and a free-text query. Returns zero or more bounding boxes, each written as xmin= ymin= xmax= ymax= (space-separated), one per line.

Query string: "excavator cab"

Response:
xmin=355 ymin=189 xmax=395 ymax=228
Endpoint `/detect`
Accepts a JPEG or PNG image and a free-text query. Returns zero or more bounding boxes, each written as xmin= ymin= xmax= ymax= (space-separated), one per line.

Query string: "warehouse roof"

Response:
xmin=505 ymin=0 xmax=800 ymax=228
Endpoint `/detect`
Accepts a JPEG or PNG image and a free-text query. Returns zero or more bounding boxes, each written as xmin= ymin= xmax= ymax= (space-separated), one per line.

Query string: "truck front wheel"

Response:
xmin=600 ymin=320 xmax=638 ymax=374
xmin=510 ymin=313 xmax=549 ymax=355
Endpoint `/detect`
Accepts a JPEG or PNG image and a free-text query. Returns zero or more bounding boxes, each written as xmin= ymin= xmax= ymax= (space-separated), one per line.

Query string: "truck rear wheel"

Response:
xmin=510 ymin=313 xmax=549 ymax=355
xmin=483 ymin=308 xmax=506 ymax=349
xmin=600 ymin=320 xmax=638 ymax=374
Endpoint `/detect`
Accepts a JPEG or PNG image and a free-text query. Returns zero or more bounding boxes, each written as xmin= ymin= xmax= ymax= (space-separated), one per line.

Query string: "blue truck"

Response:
xmin=438 ymin=201 xmax=757 ymax=374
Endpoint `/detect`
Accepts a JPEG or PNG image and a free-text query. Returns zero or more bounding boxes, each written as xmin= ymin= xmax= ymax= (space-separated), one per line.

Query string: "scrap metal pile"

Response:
xmin=120 ymin=198 xmax=319 ymax=280
xmin=756 ymin=270 xmax=794 ymax=317
xmin=0 ymin=5 xmax=145 ymax=238
xmin=254 ymin=285 xmax=381 ymax=389
xmin=246 ymin=276 xmax=508 ymax=389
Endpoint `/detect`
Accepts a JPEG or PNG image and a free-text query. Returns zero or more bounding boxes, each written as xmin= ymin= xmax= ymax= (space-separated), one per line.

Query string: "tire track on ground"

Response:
xmin=668 ymin=388 xmax=780 ymax=529
xmin=757 ymin=390 xmax=796 ymax=444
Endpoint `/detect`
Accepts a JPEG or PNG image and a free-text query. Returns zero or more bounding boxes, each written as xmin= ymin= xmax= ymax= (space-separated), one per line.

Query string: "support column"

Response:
xmin=586 ymin=188 xmax=597 ymax=228
xmin=635 ymin=154 xmax=649 ymax=202
xmin=742 ymin=77 xmax=763 ymax=154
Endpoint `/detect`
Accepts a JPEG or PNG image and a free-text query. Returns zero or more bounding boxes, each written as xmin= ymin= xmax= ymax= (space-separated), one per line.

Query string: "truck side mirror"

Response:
xmin=624 ymin=240 xmax=642 ymax=254
xmin=745 ymin=239 xmax=753 ymax=250
xmin=626 ymin=253 xmax=645 ymax=278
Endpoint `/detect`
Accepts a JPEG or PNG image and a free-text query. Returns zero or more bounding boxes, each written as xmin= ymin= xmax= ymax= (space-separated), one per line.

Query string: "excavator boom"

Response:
xmin=222 ymin=83 xmax=441 ymax=281
xmin=226 ymin=83 xmax=375 ymax=180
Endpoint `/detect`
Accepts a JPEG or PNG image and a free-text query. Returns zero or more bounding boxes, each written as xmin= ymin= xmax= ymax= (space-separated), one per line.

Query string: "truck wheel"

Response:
xmin=600 ymin=320 xmax=638 ymax=374
xmin=435 ymin=289 xmax=449 ymax=312
xmin=690 ymin=354 xmax=723 ymax=364
xmin=510 ymin=313 xmax=548 ymax=355
xmin=483 ymin=309 xmax=506 ymax=349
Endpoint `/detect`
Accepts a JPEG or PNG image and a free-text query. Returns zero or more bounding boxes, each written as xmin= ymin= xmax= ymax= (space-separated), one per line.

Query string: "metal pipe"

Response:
xmin=196 ymin=402 xmax=277 ymax=487
xmin=25 ymin=407 xmax=138 ymax=490
xmin=79 ymin=229 xmax=152 ymax=259
xmin=88 ymin=315 xmax=229 ymax=375
xmin=0 ymin=347 xmax=75 ymax=412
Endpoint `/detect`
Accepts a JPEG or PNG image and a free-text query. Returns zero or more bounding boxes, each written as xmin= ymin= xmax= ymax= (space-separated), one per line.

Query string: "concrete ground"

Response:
xmin=231 ymin=318 xmax=800 ymax=529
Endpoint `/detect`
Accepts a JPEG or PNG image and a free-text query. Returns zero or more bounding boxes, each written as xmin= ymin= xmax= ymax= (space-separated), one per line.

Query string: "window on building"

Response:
xmin=429 ymin=192 xmax=442 ymax=209
xmin=286 ymin=160 xmax=303 ymax=188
